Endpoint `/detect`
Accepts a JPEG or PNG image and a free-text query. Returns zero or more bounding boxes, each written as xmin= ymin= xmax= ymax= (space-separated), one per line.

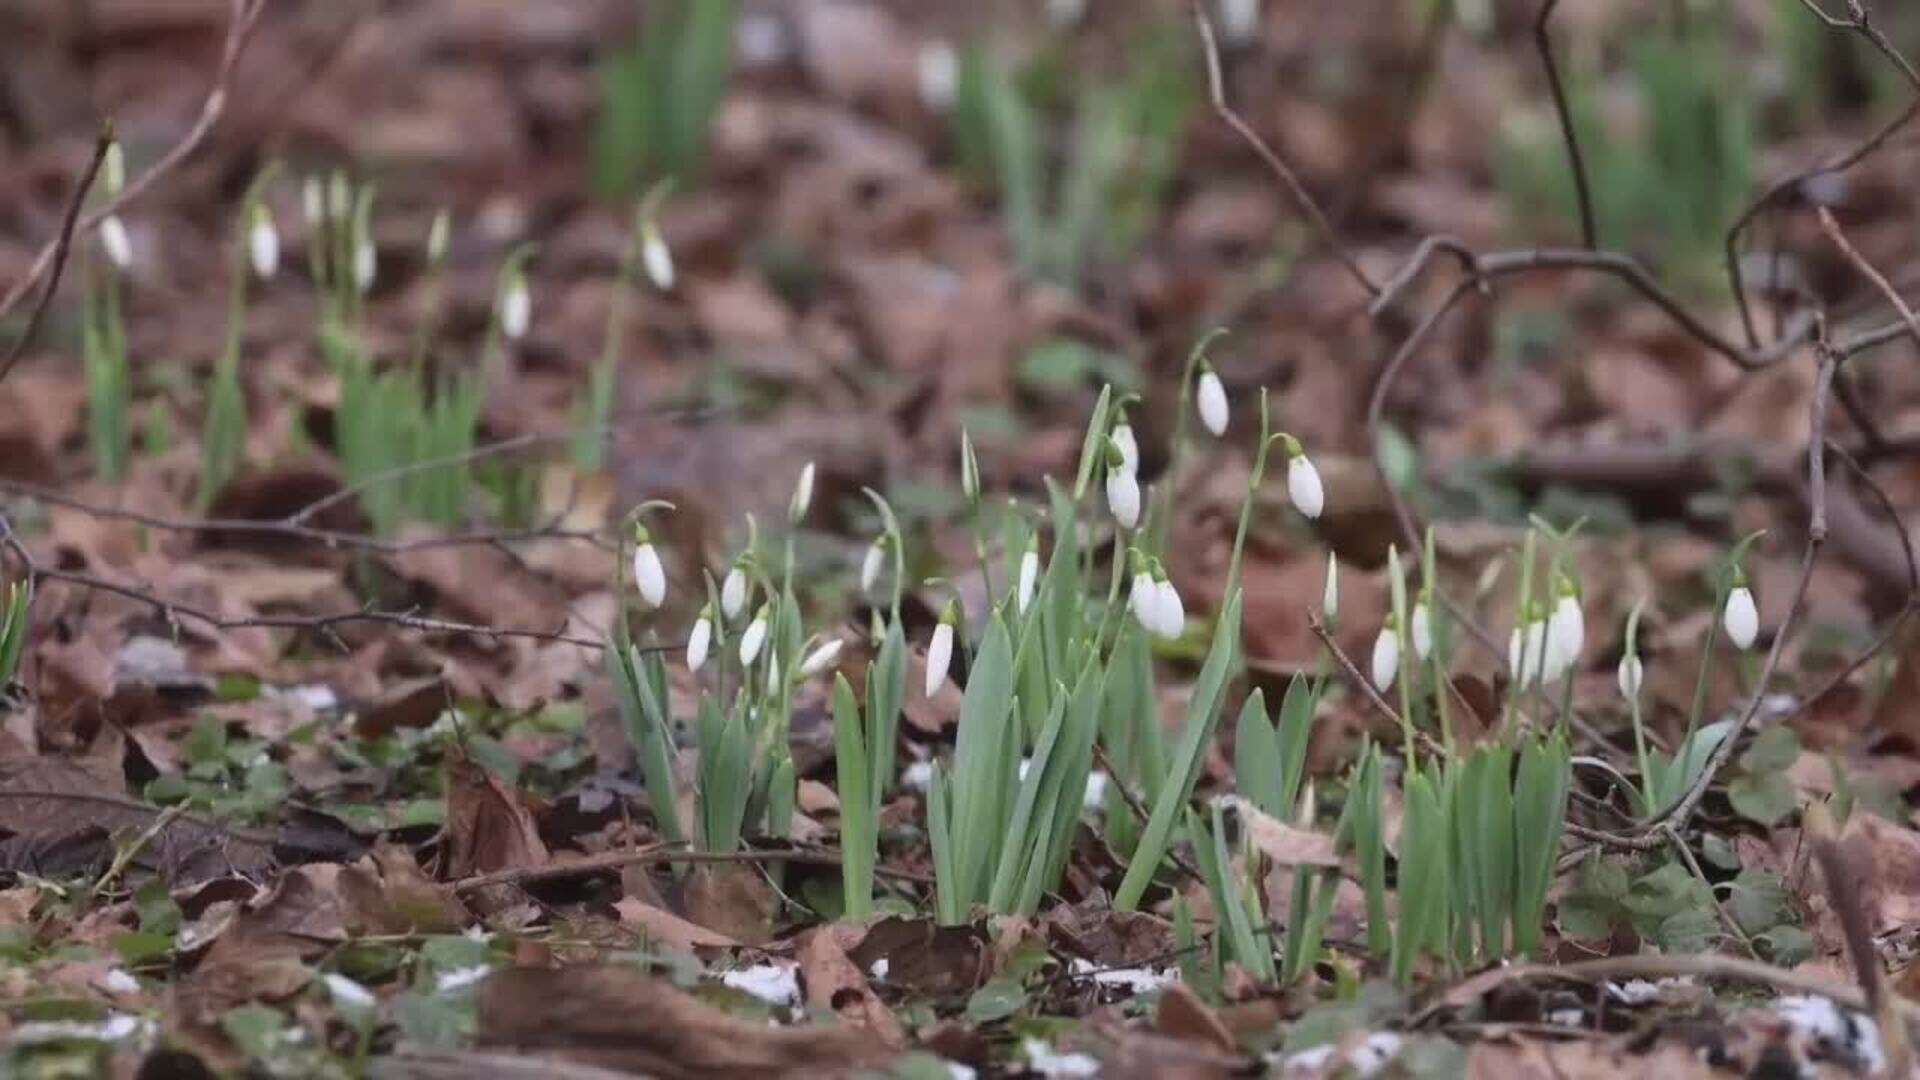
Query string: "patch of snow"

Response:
xmin=902 ymin=761 xmax=936 ymax=791
xmin=1777 ymin=995 xmax=1886 ymax=1075
xmin=1349 ymin=1032 xmax=1403 ymax=1078
xmin=1023 ymin=1038 xmax=1101 ymax=1079
xmin=723 ymin=963 xmax=801 ymax=1007
xmin=435 ymin=965 xmax=493 ymax=994
xmin=1070 ymin=957 xmax=1175 ymax=995
xmin=869 ymin=957 xmax=889 ymax=981
xmin=11 ymin=1013 xmax=145 ymax=1045
xmin=97 ymin=969 xmax=140 ymax=995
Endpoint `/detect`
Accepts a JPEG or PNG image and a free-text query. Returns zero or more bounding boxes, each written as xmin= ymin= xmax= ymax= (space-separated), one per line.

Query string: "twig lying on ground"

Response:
xmin=450 ymin=843 xmax=933 ymax=895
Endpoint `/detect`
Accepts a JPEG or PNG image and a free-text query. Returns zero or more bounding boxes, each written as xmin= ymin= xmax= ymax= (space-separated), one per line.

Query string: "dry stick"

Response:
xmin=1533 ymin=0 xmax=1597 ymax=250
xmin=1663 ymin=823 xmax=1759 ymax=960
xmin=1089 ymin=741 xmax=1203 ymax=884
xmin=0 ymin=131 xmax=113 ymax=386
xmin=1306 ymin=616 xmax=1446 ymax=758
xmin=0 ymin=0 xmax=269 ymax=323
xmin=450 ymin=844 xmax=933 ymax=895
xmin=1415 ymin=953 xmax=1920 ymax=1030
xmin=1725 ymin=0 xmax=1920 ymax=349
xmin=90 ymin=803 xmax=190 ymax=901
xmin=1190 ymin=1 xmax=1380 ymax=299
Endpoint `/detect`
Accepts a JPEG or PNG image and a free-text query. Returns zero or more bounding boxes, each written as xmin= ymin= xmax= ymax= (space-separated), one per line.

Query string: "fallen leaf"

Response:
xmin=613 ymin=895 xmax=739 ymax=953
xmin=680 ymin=863 xmax=776 ymax=946
xmin=797 ymin=924 xmax=907 ymax=1048
xmin=337 ymin=843 xmax=470 ymax=935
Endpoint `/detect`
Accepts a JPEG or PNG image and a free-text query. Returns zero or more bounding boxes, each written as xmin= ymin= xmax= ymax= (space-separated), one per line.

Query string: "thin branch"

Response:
xmin=1533 ymin=0 xmax=1597 ymax=249
xmin=450 ymin=843 xmax=933 ymax=894
xmin=1091 ymin=742 xmax=1202 ymax=883
xmin=0 ymin=0 xmax=269 ymax=322
xmin=0 ymin=131 xmax=113 ymax=385
xmin=1191 ymin=0 xmax=1381 ymax=299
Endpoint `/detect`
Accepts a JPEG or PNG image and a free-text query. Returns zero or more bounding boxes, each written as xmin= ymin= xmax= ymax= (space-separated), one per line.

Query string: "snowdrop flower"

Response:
xmin=1617 ymin=653 xmax=1643 ymax=701
xmin=1110 ymin=422 xmax=1139 ymax=475
xmin=1130 ymin=569 xmax=1158 ymax=634
xmin=1219 ymin=0 xmax=1262 ymax=44
xmin=302 ymin=176 xmax=324 ymax=229
xmin=960 ymin=428 xmax=981 ymax=504
xmin=1322 ymin=552 xmax=1339 ymax=623
xmin=642 ymin=219 xmax=674 ymax=290
xmin=687 ymin=606 xmax=713 ymax=673
xmin=1196 ymin=364 xmax=1229 ymax=437
xmin=630 ymin=528 xmax=667 ymax=608
xmin=99 ymin=215 xmax=133 ymax=271
xmin=353 ymin=232 xmax=377 ymax=293
xmin=1547 ymin=580 xmax=1584 ymax=680
xmin=740 ymin=605 xmax=770 ymax=666
xmin=248 ymin=203 xmax=280 ymax=281
xmin=1154 ymin=572 xmax=1185 ymax=640
xmin=1410 ymin=601 xmax=1433 ymax=661
xmin=790 ymin=461 xmax=815 ymax=525
xmin=1105 ymin=456 xmax=1141 ymax=530
xmin=860 ymin=536 xmax=887 ymax=594
xmin=426 ymin=208 xmax=451 ymax=265
xmin=1723 ymin=579 xmax=1758 ymax=651
xmin=925 ymin=604 xmax=956 ymax=697
xmin=800 ymin=638 xmax=844 ymax=677
xmin=1045 ymin=0 xmax=1087 ymax=30
xmin=1509 ymin=608 xmax=1548 ymax=686
xmin=918 ymin=41 xmax=959 ymax=112
xmin=498 ymin=273 xmax=530 ymax=340
xmin=1016 ymin=541 xmax=1040 ymax=614
xmin=1371 ymin=615 xmax=1400 ymax=691
xmin=1282 ymin=435 xmax=1324 ymax=519
xmin=721 ymin=563 xmax=748 ymax=621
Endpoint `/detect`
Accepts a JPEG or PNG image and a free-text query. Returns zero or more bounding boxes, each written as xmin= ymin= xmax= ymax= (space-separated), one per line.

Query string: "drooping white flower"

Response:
xmin=687 ymin=609 xmax=712 ymax=673
xmin=1130 ymin=571 xmax=1158 ymax=634
xmin=960 ymin=429 xmax=981 ymax=503
xmin=917 ymin=41 xmax=959 ymax=111
xmin=790 ymin=461 xmax=815 ymax=524
xmin=499 ymin=275 xmax=530 ymax=340
xmin=1547 ymin=591 xmax=1584 ymax=680
xmin=1106 ymin=465 xmax=1141 ymax=530
xmin=99 ymin=216 xmax=132 ymax=271
xmin=631 ymin=532 xmax=667 ymax=609
xmin=1410 ymin=601 xmax=1433 ymax=661
xmin=860 ymin=538 xmax=887 ymax=594
xmin=721 ymin=565 xmax=748 ymax=621
xmin=1371 ymin=618 xmax=1401 ymax=691
xmin=1322 ymin=552 xmax=1339 ymax=623
xmin=740 ymin=606 xmax=770 ymax=666
xmin=1110 ymin=423 xmax=1139 ymax=475
xmin=1617 ymin=653 xmax=1643 ymax=701
xmin=353 ymin=234 xmax=377 ymax=293
xmin=1154 ymin=576 xmax=1185 ymax=639
xmin=924 ymin=611 xmax=956 ymax=697
xmin=248 ymin=204 xmax=280 ymax=281
xmin=800 ymin=639 xmax=844 ymax=676
xmin=1218 ymin=0 xmax=1262 ymax=44
xmin=1016 ymin=545 xmax=1040 ymax=614
xmin=642 ymin=220 xmax=674 ymax=290
xmin=1046 ymin=0 xmax=1087 ymax=30
xmin=1285 ymin=442 xmax=1325 ymax=520
xmin=426 ymin=208 xmax=451 ymax=264
xmin=1724 ymin=585 xmax=1758 ymax=651
xmin=1196 ymin=367 xmax=1229 ymax=437
xmin=1521 ymin=616 xmax=1548 ymax=685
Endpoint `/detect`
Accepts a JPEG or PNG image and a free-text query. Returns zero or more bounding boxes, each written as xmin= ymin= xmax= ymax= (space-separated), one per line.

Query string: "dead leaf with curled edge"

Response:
xmin=797 ymin=924 xmax=907 ymax=1049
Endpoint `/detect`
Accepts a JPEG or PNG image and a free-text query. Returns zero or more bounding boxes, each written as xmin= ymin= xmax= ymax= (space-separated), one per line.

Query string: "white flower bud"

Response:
xmin=499 ymin=276 xmax=530 ymax=340
xmin=721 ymin=566 xmax=748 ymax=621
xmin=1111 ymin=423 xmax=1139 ymax=475
xmin=631 ymin=539 xmax=667 ymax=609
xmin=427 ymin=208 xmax=451 ymax=264
xmin=1616 ymin=653 xmax=1643 ymax=701
xmin=740 ymin=607 xmax=770 ymax=666
xmin=687 ymin=611 xmax=712 ymax=673
xmin=642 ymin=221 xmax=674 ymax=290
xmin=1547 ymin=593 xmax=1584 ymax=680
xmin=767 ymin=649 xmax=782 ymax=693
xmin=353 ymin=235 xmax=377 ymax=293
xmin=1196 ymin=368 xmax=1229 ymax=437
xmin=1286 ymin=451 xmax=1324 ymax=520
xmin=248 ymin=205 xmax=280 ymax=281
xmin=960 ymin=429 xmax=980 ymax=503
xmin=860 ymin=539 xmax=886 ymax=594
xmin=917 ymin=41 xmax=959 ymax=111
xmin=1371 ymin=621 xmax=1400 ymax=691
xmin=1016 ymin=546 xmax=1040 ymax=614
xmin=1410 ymin=602 xmax=1432 ymax=661
xmin=801 ymin=639 xmax=844 ymax=676
xmin=1130 ymin=572 xmax=1158 ymax=635
xmin=1106 ymin=466 xmax=1141 ymax=530
xmin=99 ymin=216 xmax=132 ymax=271
xmin=302 ymin=176 xmax=324 ymax=228
xmin=1155 ymin=577 xmax=1185 ymax=639
xmin=924 ymin=618 xmax=955 ymax=697
xmin=789 ymin=461 xmax=814 ymax=524
xmin=1322 ymin=553 xmax=1339 ymax=623
xmin=1521 ymin=617 xmax=1547 ymax=685
xmin=1723 ymin=585 xmax=1758 ymax=650
xmin=1219 ymin=0 xmax=1262 ymax=44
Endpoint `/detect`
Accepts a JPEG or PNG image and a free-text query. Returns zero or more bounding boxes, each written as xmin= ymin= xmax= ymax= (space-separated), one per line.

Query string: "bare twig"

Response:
xmin=450 ymin=843 xmax=933 ymax=894
xmin=0 ymin=0 xmax=269 ymax=322
xmin=1533 ymin=0 xmax=1597 ymax=249
xmin=0 ymin=131 xmax=113 ymax=385
xmin=1091 ymin=742 xmax=1202 ymax=883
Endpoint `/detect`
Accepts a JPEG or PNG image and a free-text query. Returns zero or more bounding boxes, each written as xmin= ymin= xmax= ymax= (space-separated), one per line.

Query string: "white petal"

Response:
xmin=632 ymin=544 xmax=667 ymax=608
xmin=1507 ymin=627 xmax=1524 ymax=676
xmin=1724 ymin=587 xmax=1758 ymax=650
xmin=1111 ymin=424 xmax=1139 ymax=474
xmin=500 ymin=280 xmax=530 ymax=339
xmin=790 ymin=462 xmax=815 ymax=522
xmin=1322 ymin=553 xmax=1339 ymax=622
xmin=1156 ymin=579 xmax=1185 ymax=639
xmin=1521 ymin=620 xmax=1547 ymax=685
xmin=861 ymin=541 xmax=886 ymax=593
xmin=354 ymin=239 xmax=377 ymax=293
xmin=1016 ymin=550 xmax=1040 ymax=614
xmin=100 ymin=216 xmax=132 ymax=270
xmin=767 ymin=650 xmax=783 ymax=692
xmin=1287 ymin=456 xmax=1324 ymax=519
xmin=1106 ymin=468 xmax=1141 ymax=530
xmin=1410 ymin=603 xmax=1432 ymax=660
xmin=917 ymin=41 xmax=959 ymax=111
xmin=643 ymin=229 xmax=674 ymax=290
xmin=249 ymin=217 xmax=280 ymax=281
xmin=1130 ymin=572 xmax=1157 ymax=633
xmin=1219 ymin=0 xmax=1262 ymax=43
xmin=324 ymin=973 xmax=376 ymax=1012
xmin=801 ymin=639 xmax=843 ymax=676
xmin=1196 ymin=371 xmax=1229 ymax=436
xmin=740 ymin=616 xmax=768 ymax=666
xmin=687 ymin=617 xmax=712 ymax=673
xmin=721 ymin=569 xmax=747 ymax=620
xmin=1617 ymin=654 xmax=1643 ymax=700
xmin=1548 ymin=597 xmax=1583 ymax=679
xmin=924 ymin=622 xmax=954 ymax=697
xmin=1370 ymin=628 xmax=1400 ymax=691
